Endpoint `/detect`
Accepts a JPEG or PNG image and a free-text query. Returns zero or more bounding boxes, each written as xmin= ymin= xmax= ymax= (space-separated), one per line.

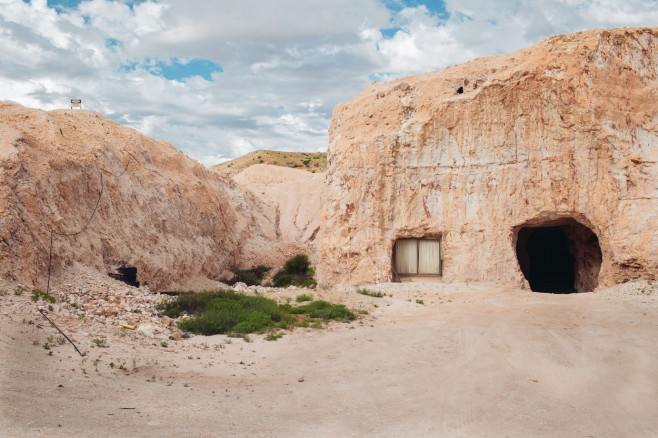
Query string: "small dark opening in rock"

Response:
xmin=109 ymin=266 xmax=140 ymax=288
xmin=457 ymin=86 xmax=464 ymax=94
xmin=515 ymin=218 xmax=602 ymax=293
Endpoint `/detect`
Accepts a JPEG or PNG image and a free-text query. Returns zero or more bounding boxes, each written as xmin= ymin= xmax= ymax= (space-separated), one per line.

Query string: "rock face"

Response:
xmin=232 ymin=164 xmax=323 ymax=246
xmin=319 ymin=28 xmax=658 ymax=290
xmin=0 ymin=103 xmax=288 ymax=290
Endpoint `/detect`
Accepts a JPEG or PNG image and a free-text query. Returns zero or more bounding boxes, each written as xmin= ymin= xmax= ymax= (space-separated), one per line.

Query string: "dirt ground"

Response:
xmin=1 ymin=280 xmax=657 ymax=437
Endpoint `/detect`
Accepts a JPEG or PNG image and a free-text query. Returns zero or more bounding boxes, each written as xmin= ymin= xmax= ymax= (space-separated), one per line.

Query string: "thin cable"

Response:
xmin=37 ymin=308 xmax=86 ymax=357
xmin=46 ymin=170 xmax=104 ymax=294
xmin=45 ymin=154 xmax=133 ymax=293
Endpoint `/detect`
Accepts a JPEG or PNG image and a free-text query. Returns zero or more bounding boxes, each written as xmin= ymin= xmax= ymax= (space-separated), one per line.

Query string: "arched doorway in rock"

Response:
xmin=514 ymin=217 xmax=602 ymax=293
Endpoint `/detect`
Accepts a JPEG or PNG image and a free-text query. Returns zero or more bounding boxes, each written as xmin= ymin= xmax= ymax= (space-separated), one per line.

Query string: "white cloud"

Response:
xmin=0 ymin=0 xmax=656 ymax=166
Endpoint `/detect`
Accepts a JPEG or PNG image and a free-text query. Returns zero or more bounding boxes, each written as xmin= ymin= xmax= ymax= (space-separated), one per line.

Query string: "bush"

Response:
xmin=297 ymin=278 xmax=317 ymax=288
xmin=227 ymin=265 xmax=271 ymax=286
xmin=284 ymin=254 xmax=310 ymax=274
xmin=229 ymin=270 xmax=260 ymax=286
xmin=295 ymin=294 xmax=313 ymax=302
xmin=175 ymin=291 xmax=284 ymax=336
xmin=273 ymin=274 xmax=293 ymax=288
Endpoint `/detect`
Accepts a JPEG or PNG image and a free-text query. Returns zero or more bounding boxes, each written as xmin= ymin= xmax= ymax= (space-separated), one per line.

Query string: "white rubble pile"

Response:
xmin=23 ymin=267 xmax=183 ymax=344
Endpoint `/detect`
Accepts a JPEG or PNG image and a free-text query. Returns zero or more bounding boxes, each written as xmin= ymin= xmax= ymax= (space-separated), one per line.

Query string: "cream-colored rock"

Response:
xmin=0 ymin=103 xmax=291 ymax=290
xmin=319 ymin=28 xmax=658 ymax=290
xmin=233 ymin=164 xmax=323 ymax=245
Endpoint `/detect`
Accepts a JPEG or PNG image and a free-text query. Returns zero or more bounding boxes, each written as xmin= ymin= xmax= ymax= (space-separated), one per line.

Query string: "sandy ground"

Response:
xmin=1 ymin=280 xmax=657 ymax=437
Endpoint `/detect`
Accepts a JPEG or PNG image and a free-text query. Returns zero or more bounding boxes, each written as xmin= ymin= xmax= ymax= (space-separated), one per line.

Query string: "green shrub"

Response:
xmin=227 ymin=265 xmax=271 ymax=286
xmin=297 ymin=279 xmax=317 ymax=288
xmin=295 ymin=294 xmax=313 ymax=302
xmin=284 ymin=254 xmax=310 ymax=274
xmin=176 ymin=292 xmax=284 ymax=336
xmin=229 ymin=270 xmax=260 ymax=286
xmin=273 ymin=274 xmax=293 ymax=288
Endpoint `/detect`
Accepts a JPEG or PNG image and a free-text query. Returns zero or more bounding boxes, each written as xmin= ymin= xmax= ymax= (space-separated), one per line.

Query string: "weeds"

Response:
xmin=283 ymin=300 xmax=355 ymax=322
xmin=92 ymin=338 xmax=109 ymax=348
xmin=415 ymin=299 xmax=425 ymax=305
xmin=295 ymin=294 xmax=313 ymax=302
xmin=31 ymin=289 xmax=56 ymax=303
xmin=357 ymin=288 xmax=384 ymax=298
xmin=265 ymin=332 xmax=284 ymax=341
xmin=13 ymin=288 xmax=23 ymax=296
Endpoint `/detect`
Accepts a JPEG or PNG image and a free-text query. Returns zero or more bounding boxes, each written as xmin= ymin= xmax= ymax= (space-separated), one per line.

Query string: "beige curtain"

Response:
xmin=395 ymin=239 xmax=418 ymax=274
xmin=418 ymin=239 xmax=441 ymax=275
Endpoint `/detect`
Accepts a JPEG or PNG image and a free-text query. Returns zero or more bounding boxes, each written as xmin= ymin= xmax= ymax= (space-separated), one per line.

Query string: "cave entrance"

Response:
xmin=515 ymin=218 xmax=602 ymax=293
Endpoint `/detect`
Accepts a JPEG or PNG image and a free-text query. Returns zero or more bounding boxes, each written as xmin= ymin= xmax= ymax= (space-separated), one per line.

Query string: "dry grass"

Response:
xmin=211 ymin=150 xmax=326 ymax=176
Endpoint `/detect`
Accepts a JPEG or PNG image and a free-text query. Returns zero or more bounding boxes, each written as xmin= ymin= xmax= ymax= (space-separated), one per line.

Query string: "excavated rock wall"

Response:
xmin=232 ymin=164 xmax=323 ymax=246
xmin=0 ymin=103 xmax=286 ymax=290
xmin=319 ymin=28 xmax=658 ymax=288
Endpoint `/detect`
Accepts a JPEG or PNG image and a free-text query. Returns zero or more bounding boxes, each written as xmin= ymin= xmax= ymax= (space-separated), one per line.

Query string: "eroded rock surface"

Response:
xmin=232 ymin=164 xmax=323 ymax=246
xmin=0 ymin=103 xmax=290 ymax=290
xmin=319 ymin=28 xmax=658 ymax=288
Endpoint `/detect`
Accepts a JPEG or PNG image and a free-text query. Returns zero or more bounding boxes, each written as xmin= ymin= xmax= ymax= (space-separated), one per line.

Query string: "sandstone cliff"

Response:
xmin=319 ymin=27 xmax=658 ymax=289
xmin=0 ymin=103 xmax=294 ymax=290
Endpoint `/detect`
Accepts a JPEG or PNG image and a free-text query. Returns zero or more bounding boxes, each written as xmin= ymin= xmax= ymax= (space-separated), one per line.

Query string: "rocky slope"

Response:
xmin=319 ymin=27 xmax=658 ymax=288
xmin=232 ymin=164 xmax=324 ymax=246
xmin=0 ymin=103 xmax=295 ymax=290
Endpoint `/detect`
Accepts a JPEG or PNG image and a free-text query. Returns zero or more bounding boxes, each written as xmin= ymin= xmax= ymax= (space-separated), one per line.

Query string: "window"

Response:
xmin=394 ymin=238 xmax=441 ymax=275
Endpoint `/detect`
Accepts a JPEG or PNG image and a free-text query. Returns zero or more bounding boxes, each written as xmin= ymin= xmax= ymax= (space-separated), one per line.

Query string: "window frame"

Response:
xmin=393 ymin=237 xmax=443 ymax=277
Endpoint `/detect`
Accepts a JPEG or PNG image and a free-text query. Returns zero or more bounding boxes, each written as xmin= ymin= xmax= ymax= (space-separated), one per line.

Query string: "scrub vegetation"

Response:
xmin=272 ymin=254 xmax=317 ymax=288
xmin=157 ymin=289 xmax=355 ymax=336
xmin=225 ymin=265 xmax=271 ymax=286
xmin=211 ymin=150 xmax=326 ymax=176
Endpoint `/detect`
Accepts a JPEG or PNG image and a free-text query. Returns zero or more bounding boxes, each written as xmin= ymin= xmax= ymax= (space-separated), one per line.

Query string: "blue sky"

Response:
xmin=2 ymin=0 xmax=657 ymax=166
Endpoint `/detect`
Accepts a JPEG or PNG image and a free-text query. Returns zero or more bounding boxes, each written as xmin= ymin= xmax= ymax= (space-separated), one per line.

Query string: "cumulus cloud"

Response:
xmin=0 ymin=0 xmax=656 ymax=166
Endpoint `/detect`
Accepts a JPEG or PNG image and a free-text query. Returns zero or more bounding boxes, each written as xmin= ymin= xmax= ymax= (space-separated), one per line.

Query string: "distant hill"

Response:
xmin=211 ymin=150 xmax=326 ymax=176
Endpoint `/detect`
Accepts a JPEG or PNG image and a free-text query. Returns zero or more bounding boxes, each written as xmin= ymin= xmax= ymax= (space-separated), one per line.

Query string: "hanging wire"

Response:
xmin=45 ymin=155 xmax=132 ymax=294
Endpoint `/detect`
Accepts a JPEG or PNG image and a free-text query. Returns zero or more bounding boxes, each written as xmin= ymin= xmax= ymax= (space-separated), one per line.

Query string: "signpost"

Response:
xmin=70 ymin=99 xmax=82 ymax=109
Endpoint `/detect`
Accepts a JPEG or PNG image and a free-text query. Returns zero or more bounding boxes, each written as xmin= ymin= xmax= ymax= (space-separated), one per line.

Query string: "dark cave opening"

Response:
xmin=515 ymin=218 xmax=602 ymax=293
